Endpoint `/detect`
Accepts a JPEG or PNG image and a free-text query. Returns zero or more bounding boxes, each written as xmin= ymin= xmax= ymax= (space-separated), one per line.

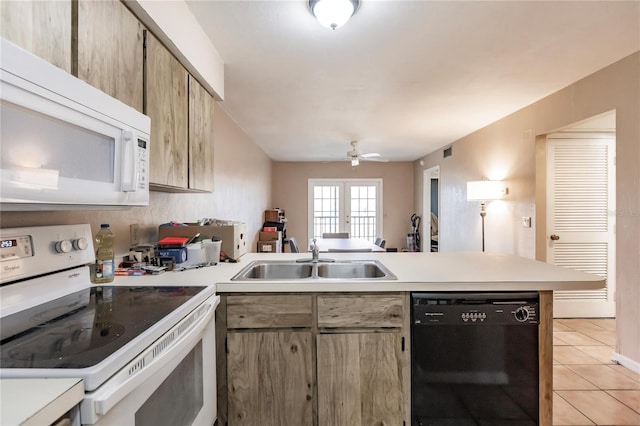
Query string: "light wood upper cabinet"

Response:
xmin=227 ymin=331 xmax=313 ymax=426
xmin=145 ymin=31 xmax=189 ymax=189
xmin=76 ymin=0 xmax=143 ymax=112
xmin=317 ymin=333 xmax=404 ymax=426
xmin=1 ymin=0 xmax=71 ymax=72
xmin=188 ymin=76 xmax=215 ymax=192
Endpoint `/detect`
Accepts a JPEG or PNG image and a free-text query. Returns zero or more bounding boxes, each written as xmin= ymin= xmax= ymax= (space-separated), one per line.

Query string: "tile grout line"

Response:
xmin=552 ymin=318 xmax=640 ymax=425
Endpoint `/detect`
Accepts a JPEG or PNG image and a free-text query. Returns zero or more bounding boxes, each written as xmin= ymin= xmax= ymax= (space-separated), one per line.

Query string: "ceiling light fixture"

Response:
xmin=351 ymin=158 xmax=359 ymax=167
xmin=309 ymin=0 xmax=359 ymax=30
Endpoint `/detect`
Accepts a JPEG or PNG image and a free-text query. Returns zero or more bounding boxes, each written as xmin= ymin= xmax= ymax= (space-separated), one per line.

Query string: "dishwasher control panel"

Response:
xmin=411 ymin=292 xmax=539 ymax=325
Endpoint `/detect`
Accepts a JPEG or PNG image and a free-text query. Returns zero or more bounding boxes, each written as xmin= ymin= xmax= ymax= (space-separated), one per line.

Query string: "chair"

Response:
xmin=374 ymin=237 xmax=386 ymax=249
xmin=322 ymin=232 xmax=349 ymax=239
xmin=288 ymin=237 xmax=300 ymax=253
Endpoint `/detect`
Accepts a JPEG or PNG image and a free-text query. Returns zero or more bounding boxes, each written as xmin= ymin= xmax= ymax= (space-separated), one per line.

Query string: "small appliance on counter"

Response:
xmin=1 ymin=39 xmax=150 ymax=210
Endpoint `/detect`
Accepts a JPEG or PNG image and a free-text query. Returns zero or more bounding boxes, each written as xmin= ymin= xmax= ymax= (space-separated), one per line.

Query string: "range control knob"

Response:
xmin=55 ymin=240 xmax=73 ymax=254
xmin=514 ymin=306 xmax=530 ymax=322
xmin=73 ymin=238 xmax=89 ymax=250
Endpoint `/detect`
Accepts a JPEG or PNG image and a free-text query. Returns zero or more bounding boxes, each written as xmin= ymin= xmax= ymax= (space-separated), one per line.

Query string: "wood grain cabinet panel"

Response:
xmin=317 ymin=294 xmax=404 ymax=328
xmin=227 ymin=295 xmax=313 ymax=329
xmin=1 ymin=0 xmax=71 ymax=72
xmin=317 ymin=333 xmax=404 ymax=426
xmin=227 ymin=331 xmax=313 ymax=426
xmin=145 ymin=31 xmax=188 ymax=188
xmin=76 ymin=0 xmax=143 ymax=112
xmin=188 ymin=76 xmax=215 ymax=192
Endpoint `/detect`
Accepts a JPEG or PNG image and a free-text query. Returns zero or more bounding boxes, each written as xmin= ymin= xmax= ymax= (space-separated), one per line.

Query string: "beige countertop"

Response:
xmin=114 ymin=251 xmax=605 ymax=293
xmin=0 ymin=378 xmax=83 ymax=426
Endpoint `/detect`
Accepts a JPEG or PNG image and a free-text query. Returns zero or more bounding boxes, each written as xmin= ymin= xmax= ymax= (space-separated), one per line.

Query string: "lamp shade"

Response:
xmin=310 ymin=0 xmax=358 ymax=30
xmin=467 ymin=180 xmax=507 ymax=201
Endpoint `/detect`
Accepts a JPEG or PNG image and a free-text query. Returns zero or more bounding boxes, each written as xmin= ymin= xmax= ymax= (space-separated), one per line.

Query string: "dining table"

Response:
xmin=308 ymin=237 xmax=386 ymax=253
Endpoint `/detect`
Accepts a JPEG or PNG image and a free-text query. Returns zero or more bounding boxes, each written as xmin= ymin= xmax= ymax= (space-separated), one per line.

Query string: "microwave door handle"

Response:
xmin=121 ymin=130 xmax=138 ymax=192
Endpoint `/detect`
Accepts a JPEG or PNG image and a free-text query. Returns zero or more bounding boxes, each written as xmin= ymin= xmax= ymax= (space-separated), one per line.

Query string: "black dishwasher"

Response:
xmin=411 ymin=292 xmax=539 ymax=426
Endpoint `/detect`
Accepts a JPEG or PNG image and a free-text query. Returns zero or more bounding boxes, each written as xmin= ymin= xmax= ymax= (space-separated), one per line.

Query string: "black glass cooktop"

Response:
xmin=1 ymin=286 xmax=206 ymax=369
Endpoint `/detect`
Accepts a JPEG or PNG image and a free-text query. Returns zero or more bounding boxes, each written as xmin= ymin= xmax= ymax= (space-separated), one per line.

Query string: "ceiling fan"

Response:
xmin=346 ymin=141 xmax=387 ymax=166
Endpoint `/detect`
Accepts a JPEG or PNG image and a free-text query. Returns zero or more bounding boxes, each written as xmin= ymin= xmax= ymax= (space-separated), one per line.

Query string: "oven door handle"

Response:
xmin=85 ymin=295 xmax=219 ymax=418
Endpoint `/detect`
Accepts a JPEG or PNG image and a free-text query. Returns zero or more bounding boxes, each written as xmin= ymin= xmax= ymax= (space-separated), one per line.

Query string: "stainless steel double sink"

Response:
xmin=231 ymin=260 xmax=397 ymax=281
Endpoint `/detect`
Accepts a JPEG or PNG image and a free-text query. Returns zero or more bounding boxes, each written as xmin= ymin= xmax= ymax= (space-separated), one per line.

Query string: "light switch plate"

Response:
xmin=522 ymin=217 xmax=532 ymax=228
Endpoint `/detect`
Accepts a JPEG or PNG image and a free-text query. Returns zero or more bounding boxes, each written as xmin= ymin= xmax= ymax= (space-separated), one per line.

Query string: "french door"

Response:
xmin=308 ymin=179 xmax=382 ymax=242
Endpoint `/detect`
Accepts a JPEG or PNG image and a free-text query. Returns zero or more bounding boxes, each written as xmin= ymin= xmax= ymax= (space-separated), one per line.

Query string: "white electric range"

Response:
xmin=0 ymin=224 xmax=219 ymax=425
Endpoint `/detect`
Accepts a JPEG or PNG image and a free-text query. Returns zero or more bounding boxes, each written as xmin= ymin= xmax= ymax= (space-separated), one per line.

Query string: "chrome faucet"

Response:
xmin=296 ymin=238 xmax=333 ymax=263
xmin=311 ymin=238 xmax=320 ymax=262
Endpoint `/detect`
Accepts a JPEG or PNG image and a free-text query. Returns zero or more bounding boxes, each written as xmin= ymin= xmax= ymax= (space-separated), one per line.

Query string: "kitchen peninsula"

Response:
xmin=117 ymin=251 xmax=604 ymax=426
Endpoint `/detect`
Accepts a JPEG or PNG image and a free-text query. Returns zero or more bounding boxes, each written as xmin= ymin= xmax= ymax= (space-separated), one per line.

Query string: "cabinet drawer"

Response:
xmin=227 ymin=295 xmax=313 ymax=329
xmin=317 ymin=295 xmax=404 ymax=328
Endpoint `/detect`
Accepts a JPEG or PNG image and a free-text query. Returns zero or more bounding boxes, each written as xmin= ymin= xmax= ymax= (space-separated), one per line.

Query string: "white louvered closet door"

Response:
xmin=547 ymin=135 xmax=616 ymax=318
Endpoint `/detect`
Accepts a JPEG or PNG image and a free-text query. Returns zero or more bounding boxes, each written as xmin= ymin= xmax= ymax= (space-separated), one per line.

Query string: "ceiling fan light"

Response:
xmin=351 ymin=158 xmax=359 ymax=166
xmin=310 ymin=0 xmax=358 ymax=30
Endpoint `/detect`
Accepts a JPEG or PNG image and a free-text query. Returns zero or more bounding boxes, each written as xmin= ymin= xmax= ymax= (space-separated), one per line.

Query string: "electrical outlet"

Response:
xmin=130 ymin=224 xmax=140 ymax=247
xmin=522 ymin=217 xmax=532 ymax=228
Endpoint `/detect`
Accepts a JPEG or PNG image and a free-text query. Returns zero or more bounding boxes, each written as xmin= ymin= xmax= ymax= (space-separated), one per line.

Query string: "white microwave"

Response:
xmin=0 ymin=38 xmax=150 ymax=210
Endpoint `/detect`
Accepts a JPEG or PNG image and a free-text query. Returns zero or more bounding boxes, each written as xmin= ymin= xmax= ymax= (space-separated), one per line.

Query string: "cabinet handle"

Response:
xmin=550 ymin=234 xmax=560 ymax=241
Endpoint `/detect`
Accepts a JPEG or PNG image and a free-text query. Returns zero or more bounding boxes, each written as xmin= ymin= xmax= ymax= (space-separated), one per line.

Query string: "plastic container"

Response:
xmin=186 ymin=242 xmax=206 ymax=266
xmin=94 ymin=224 xmax=115 ymax=283
xmin=203 ymin=238 xmax=222 ymax=265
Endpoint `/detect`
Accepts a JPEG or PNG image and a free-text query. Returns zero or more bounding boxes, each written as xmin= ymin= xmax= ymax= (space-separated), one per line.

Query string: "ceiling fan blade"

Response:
xmin=360 ymin=152 xmax=381 ymax=158
xmin=362 ymin=157 xmax=388 ymax=162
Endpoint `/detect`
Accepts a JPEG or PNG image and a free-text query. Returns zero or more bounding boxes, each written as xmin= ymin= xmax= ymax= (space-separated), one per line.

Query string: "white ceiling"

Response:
xmin=186 ymin=0 xmax=639 ymax=162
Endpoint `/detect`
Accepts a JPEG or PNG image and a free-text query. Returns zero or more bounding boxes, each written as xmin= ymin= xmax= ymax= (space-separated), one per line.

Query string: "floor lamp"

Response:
xmin=467 ymin=180 xmax=507 ymax=252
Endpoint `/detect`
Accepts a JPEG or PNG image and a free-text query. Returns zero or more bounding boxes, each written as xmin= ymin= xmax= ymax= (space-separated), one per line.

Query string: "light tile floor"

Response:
xmin=553 ymin=318 xmax=640 ymax=425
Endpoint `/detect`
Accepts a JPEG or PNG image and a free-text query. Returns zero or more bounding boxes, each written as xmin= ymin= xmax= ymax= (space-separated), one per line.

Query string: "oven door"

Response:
xmin=81 ymin=295 xmax=219 ymax=426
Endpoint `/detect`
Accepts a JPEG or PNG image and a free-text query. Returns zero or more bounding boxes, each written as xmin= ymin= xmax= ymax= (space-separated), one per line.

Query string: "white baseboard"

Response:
xmin=612 ymin=352 xmax=640 ymax=375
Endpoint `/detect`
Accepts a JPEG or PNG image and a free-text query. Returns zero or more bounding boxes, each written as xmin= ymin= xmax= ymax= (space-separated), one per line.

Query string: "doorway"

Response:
xmin=545 ymin=111 xmax=616 ymax=318
xmin=423 ymin=166 xmax=440 ymax=252
xmin=307 ymin=178 xmax=383 ymax=242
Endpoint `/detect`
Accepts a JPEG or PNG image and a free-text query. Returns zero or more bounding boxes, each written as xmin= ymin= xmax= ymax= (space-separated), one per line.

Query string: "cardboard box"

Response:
xmin=259 ymin=231 xmax=281 ymax=241
xmin=257 ymin=240 xmax=282 ymax=253
xmin=264 ymin=209 xmax=285 ymax=222
xmin=158 ymin=222 xmax=246 ymax=259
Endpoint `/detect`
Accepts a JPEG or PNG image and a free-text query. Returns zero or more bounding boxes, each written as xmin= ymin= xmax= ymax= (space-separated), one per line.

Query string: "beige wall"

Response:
xmin=0 ymin=104 xmax=272 ymax=257
xmin=414 ymin=52 xmax=640 ymax=368
xmin=272 ymin=161 xmax=414 ymax=251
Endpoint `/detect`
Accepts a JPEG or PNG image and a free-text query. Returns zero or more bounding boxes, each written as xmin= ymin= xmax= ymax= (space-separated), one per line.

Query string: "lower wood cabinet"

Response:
xmin=317 ymin=332 xmax=404 ymax=426
xmin=227 ymin=331 xmax=313 ymax=426
xmin=217 ymin=293 xmax=409 ymax=426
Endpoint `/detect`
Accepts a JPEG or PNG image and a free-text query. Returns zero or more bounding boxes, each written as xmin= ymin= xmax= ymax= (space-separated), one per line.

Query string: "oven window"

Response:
xmin=135 ymin=341 xmax=203 ymax=426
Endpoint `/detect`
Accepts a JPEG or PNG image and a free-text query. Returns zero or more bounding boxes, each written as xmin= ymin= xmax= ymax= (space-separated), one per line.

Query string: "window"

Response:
xmin=308 ymin=179 xmax=382 ymax=242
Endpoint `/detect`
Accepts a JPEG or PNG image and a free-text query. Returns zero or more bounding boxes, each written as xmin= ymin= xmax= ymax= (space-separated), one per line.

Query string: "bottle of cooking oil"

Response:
xmin=94 ymin=224 xmax=115 ymax=283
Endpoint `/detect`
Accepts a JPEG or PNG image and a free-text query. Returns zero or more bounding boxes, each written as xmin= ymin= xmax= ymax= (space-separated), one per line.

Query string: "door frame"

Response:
xmin=423 ymin=166 xmax=440 ymax=252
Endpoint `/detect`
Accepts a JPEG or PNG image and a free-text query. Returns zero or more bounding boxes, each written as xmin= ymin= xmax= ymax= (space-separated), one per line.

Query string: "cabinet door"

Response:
xmin=188 ymin=76 xmax=215 ymax=191
xmin=76 ymin=0 xmax=143 ymax=112
xmin=1 ymin=0 xmax=71 ymax=72
xmin=145 ymin=31 xmax=188 ymax=188
xmin=227 ymin=331 xmax=313 ymax=426
xmin=317 ymin=333 xmax=404 ymax=426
